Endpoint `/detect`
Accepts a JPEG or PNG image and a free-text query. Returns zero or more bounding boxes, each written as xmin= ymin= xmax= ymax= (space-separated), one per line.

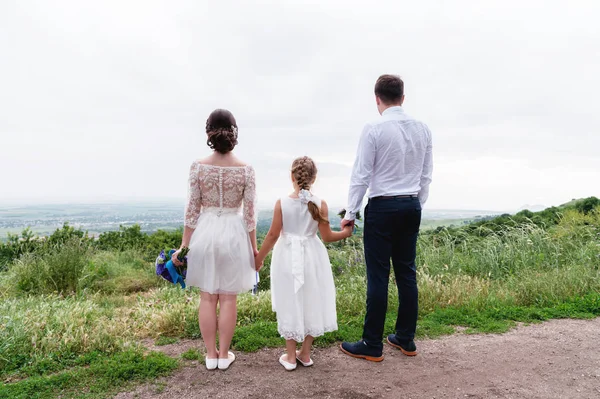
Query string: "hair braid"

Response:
xmin=291 ymin=157 xmax=329 ymax=225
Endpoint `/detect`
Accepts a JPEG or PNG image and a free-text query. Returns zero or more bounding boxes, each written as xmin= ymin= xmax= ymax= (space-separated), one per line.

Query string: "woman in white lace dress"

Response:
xmin=255 ymin=157 xmax=353 ymax=370
xmin=172 ymin=109 xmax=257 ymax=371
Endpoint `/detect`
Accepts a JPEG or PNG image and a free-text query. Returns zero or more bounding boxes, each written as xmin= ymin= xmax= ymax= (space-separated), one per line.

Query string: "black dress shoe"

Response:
xmin=387 ymin=334 xmax=417 ymax=356
xmin=340 ymin=340 xmax=384 ymax=362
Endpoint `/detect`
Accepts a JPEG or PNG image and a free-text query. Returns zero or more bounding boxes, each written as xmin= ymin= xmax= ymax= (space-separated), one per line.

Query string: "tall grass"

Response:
xmin=6 ymin=241 xmax=166 ymax=298
xmin=0 ymin=294 xmax=129 ymax=375
xmin=12 ymin=239 xmax=91 ymax=295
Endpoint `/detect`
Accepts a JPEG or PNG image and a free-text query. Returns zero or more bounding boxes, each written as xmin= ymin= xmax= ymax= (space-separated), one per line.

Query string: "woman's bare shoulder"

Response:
xmin=196 ymin=155 xmax=249 ymax=168
xmin=229 ymin=155 xmax=249 ymax=167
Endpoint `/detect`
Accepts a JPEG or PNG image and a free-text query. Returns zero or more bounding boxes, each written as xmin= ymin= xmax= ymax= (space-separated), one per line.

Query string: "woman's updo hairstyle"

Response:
xmin=205 ymin=109 xmax=238 ymax=154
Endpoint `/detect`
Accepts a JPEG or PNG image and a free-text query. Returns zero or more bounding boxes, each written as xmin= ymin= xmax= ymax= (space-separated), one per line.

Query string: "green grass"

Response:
xmin=180 ymin=348 xmax=205 ymax=364
xmin=155 ymin=336 xmax=179 ymax=346
xmin=0 ymin=207 xmax=598 ymax=397
xmin=0 ymin=350 xmax=178 ymax=399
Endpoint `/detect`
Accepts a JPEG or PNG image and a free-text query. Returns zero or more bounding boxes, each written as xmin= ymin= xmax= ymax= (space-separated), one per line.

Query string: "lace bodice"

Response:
xmin=184 ymin=162 xmax=257 ymax=232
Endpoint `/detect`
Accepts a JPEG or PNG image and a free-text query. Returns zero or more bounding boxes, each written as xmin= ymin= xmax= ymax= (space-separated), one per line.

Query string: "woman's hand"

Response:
xmin=254 ymin=255 xmax=264 ymax=272
xmin=172 ymin=249 xmax=183 ymax=266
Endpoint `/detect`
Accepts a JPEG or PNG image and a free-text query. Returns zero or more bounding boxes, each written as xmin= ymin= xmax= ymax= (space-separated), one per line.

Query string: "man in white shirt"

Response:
xmin=340 ymin=75 xmax=433 ymax=362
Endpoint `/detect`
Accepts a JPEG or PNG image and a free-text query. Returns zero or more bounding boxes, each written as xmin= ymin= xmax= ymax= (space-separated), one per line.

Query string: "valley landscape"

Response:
xmin=0 ymin=202 xmax=500 ymax=240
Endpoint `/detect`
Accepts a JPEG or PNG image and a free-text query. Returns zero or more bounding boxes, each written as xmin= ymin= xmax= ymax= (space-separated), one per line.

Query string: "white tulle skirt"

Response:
xmin=186 ymin=207 xmax=257 ymax=295
xmin=270 ymin=233 xmax=338 ymax=342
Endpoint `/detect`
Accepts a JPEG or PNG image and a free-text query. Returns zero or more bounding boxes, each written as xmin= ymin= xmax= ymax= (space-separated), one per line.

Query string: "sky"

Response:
xmin=0 ymin=0 xmax=598 ymax=212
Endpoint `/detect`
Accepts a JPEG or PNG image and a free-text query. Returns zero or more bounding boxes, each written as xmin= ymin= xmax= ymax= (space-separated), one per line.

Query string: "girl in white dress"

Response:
xmin=255 ymin=156 xmax=353 ymax=371
xmin=172 ymin=109 xmax=258 ymax=371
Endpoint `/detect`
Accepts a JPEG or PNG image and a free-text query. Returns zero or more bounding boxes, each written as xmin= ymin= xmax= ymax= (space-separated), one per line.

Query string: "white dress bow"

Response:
xmin=298 ymin=189 xmax=313 ymax=205
xmin=284 ymin=233 xmax=308 ymax=293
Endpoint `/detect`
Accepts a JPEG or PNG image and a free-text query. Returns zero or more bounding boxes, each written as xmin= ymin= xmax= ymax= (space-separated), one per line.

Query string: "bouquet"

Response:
xmin=252 ymin=272 xmax=259 ymax=296
xmin=155 ymin=247 xmax=189 ymax=289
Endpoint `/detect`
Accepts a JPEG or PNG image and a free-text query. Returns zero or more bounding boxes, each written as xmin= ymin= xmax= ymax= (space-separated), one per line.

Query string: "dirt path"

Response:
xmin=116 ymin=318 xmax=600 ymax=399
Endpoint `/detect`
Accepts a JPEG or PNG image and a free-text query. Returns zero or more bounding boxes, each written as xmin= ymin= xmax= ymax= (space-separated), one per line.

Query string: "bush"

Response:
xmin=95 ymin=225 xmax=147 ymax=252
xmin=96 ymin=225 xmax=182 ymax=261
xmin=575 ymin=196 xmax=600 ymax=215
xmin=0 ymin=224 xmax=92 ymax=271
xmin=12 ymin=238 xmax=91 ymax=295
xmin=81 ymin=250 xmax=165 ymax=294
xmin=0 ymin=228 xmax=41 ymax=271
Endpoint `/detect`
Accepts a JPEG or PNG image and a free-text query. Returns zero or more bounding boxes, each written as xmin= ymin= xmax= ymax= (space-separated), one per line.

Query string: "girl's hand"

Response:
xmin=255 ymin=256 xmax=264 ymax=272
xmin=343 ymin=225 xmax=354 ymax=238
xmin=172 ymin=249 xmax=183 ymax=266
xmin=253 ymin=248 xmax=259 ymax=258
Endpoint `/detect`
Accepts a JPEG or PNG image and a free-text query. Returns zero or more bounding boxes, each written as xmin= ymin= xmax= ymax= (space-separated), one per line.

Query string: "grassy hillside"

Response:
xmin=0 ymin=197 xmax=599 ymax=398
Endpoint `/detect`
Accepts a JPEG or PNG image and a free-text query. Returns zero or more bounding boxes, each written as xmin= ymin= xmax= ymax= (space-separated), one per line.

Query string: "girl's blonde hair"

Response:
xmin=291 ymin=156 xmax=329 ymax=225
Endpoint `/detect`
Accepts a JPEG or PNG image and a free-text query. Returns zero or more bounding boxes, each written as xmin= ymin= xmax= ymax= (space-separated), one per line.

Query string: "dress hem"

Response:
xmin=186 ymin=285 xmax=255 ymax=295
xmin=278 ymin=325 xmax=338 ymax=342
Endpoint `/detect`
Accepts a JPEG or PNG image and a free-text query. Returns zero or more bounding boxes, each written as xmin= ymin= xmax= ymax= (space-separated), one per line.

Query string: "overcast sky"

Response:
xmin=1 ymin=0 xmax=598 ymax=211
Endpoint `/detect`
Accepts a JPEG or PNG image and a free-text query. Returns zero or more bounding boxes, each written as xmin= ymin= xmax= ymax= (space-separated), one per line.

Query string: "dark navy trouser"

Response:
xmin=362 ymin=196 xmax=422 ymax=348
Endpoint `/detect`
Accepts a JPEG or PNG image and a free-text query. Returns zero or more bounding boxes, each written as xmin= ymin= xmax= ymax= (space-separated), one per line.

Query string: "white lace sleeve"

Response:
xmin=184 ymin=162 xmax=201 ymax=228
xmin=243 ymin=165 xmax=257 ymax=232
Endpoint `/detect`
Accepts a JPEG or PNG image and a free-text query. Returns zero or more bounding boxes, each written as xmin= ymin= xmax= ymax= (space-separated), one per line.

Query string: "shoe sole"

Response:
xmin=339 ymin=344 xmax=384 ymax=362
xmin=296 ymin=358 xmax=314 ymax=367
xmin=296 ymin=351 xmax=314 ymax=367
xmin=386 ymin=337 xmax=417 ymax=356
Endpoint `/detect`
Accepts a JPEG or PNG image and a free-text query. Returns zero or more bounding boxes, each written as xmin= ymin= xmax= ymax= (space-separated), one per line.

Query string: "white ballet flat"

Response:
xmin=205 ymin=357 xmax=218 ymax=370
xmin=296 ymin=352 xmax=314 ymax=367
xmin=218 ymin=351 xmax=236 ymax=370
xmin=279 ymin=354 xmax=297 ymax=371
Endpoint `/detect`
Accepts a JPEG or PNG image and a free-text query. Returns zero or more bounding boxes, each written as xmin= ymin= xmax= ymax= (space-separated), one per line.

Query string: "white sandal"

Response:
xmin=218 ymin=351 xmax=236 ymax=370
xmin=279 ymin=354 xmax=297 ymax=371
xmin=296 ymin=351 xmax=314 ymax=367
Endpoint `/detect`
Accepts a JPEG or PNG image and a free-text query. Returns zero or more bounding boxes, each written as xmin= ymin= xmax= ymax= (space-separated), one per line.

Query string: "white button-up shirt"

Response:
xmin=345 ymin=106 xmax=433 ymax=221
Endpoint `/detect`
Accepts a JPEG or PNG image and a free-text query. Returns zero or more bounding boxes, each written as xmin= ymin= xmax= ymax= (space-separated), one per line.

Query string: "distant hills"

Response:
xmin=1 ymin=198 xmax=597 ymax=239
xmin=517 ymin=204 xmax=547 ymax=212
xmin=516 ymin=197 xmax=600 ymax=213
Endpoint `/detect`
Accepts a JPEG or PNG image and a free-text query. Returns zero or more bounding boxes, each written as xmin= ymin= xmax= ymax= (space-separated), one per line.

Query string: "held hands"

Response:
xmin=342 ymin=225 xmax=354 ymax=238
xmin=340 ymin=218 xmax=355 ymax=230
xmin=341 ymin=218 xmax=355 ymax=238
xmin=254 ymin=248 xmax=264 ymax=272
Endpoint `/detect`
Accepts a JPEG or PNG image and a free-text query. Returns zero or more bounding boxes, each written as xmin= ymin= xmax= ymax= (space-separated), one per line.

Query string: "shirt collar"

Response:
xmin=382 ymin=106 xmax=404 ymax=115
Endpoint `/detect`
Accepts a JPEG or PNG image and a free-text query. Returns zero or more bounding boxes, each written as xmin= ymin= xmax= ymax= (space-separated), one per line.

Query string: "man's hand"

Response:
xmin=341 ymin=218 xmax=355 ymax=229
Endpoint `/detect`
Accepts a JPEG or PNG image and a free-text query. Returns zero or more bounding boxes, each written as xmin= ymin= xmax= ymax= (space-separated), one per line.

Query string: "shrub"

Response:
xmin=0 ymin=228 xmax=41 ymax=271
xmin=0 ymin=224 xmax=92 ymax=271
xmin=12 ymin=238 xmax=91 ymax=295
xmin=575 ymin=196 xmax=600 ymax=215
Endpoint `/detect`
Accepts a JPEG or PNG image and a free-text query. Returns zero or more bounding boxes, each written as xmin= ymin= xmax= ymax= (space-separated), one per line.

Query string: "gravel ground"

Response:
xmin=116 ymin=318 xmax=600 ymax=399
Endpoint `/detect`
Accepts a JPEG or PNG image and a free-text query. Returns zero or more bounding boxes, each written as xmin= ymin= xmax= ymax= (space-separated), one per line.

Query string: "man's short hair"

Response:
xmin=374 ymin=74 xmax=404 ymax=104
